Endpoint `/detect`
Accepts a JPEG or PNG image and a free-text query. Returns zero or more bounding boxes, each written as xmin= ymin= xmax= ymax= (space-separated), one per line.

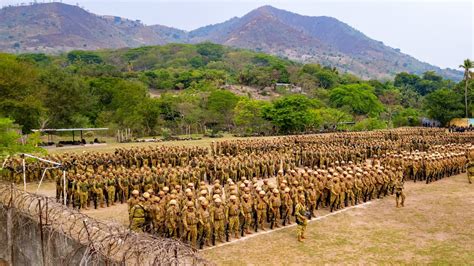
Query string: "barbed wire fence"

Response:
xmin=0 ymin=183 xmax=211 ymax=266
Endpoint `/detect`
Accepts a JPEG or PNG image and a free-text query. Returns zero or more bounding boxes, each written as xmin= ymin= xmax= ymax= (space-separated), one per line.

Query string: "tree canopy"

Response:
xmin=0 ymin=44 xmax=471 ymax=137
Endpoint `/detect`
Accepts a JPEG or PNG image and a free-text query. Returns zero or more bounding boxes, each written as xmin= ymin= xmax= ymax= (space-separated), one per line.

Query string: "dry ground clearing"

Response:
xmin=44 ymin=134 xmax=279 ymax=154
xmin=25 ymin=173 xmax=474 ymax=264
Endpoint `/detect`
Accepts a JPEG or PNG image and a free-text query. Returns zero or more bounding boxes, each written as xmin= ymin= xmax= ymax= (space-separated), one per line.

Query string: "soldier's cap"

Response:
xmin=243 ymin=194 xmax=250 ymax=199
xmin=143 ymin=192 xmax=150 ymax=199
xmin=259 ymin=191 xmax=265 ymax=195
xmin=132 ymin=190 xmax=139 ymax=195
xmin=284 ymin=187 xmax=290 ymax=193
xmin=229 ymin=195 xmax=237 ymax=200
xmin=187 ymin=201 xmax=194 ymax=207
xmin=185 ymin=188 xmax=192 ymax=193
xmin=169 ymin=200 xmax=177 ymax=205
xmin=200 ymin=190 xmax=207 ymax=195
xmin=273 ymin=189 xmax=279 ymax=194
xmin=163 ymin=187 xmax=170 ymax=192
xmin=212 ymin=194 xmax=220 ymax=199
xmin=147 ymin=189 xmax=153 ymax=194
xmin=214 ymin=198 xmax=222 ymax=203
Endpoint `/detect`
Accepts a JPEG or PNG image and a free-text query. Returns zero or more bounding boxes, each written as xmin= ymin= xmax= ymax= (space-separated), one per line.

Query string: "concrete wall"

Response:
xmin=0 ymin=207 xmax=107 ymax=266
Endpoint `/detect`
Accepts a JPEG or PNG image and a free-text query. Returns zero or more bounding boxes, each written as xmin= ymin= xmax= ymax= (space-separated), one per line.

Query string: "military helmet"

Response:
xmin=132 ymin=190 xmax=139 ymax=195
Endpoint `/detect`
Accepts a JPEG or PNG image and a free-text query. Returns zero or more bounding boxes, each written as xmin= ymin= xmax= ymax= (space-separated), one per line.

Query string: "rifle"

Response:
xmin=240 ymin=214 xmax=246 ymax=237
xmin=270 ymin=209 xmax=275 ymax=229
xmin=253 ymin=210 xmax=258 ymax=232
xmin=282 ymin=206 xmax=288 ymax=226
xmin=211 ymin=226 xmax=216 ymax=246
xmin=198 ymin=226 xmax=205 ymax=249
xmin=225 ymin=221 xmax=230 ymax=242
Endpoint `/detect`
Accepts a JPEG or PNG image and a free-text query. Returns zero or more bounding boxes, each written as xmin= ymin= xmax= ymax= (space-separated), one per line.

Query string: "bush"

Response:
xmin=353 ymin=118 xmax=387 ymax=131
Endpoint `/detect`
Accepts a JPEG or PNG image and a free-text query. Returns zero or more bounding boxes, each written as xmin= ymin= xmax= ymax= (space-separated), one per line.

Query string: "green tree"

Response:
xmin=312 ymin=108 xmax=352 ymax=130
xmin=67 ymin=50 xmax=103 ymax=64
xmin=0 ymin=54 xmax=46 ymax=132
xmin=196 ymin=42 xmax=225 ymax=61
xmin=353 ymin=118 xmax=387 ymax=131
xmin=424 ymin=89 xmax=464 ymax=125
xmin=41 ymin=68 xmax=94 ymax=128
xmin=263 ymin=95 xmax=319 ymax=133
xmin=205 ymin=89 xmax=239 ymax=130
xmin=392 ymin=108 xmax=421 ymax=127
xmin=0 ymin=117 xmax=43 ymax=158
xmin=459 ymin=59 xmax=473 ymax=117
xmin=234 ymin=98 xmax=272 ymax=135
xmin=329 ymin=84 xmax=384 ymax=116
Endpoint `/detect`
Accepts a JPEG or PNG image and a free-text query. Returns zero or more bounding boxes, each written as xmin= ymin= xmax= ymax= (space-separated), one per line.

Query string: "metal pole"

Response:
xmin=1 ymin=155 xmax=9 ymax=169
xmin=37 ymin=167 xmax=48 ymax=193
xmin=38 ymin=199 xmax=46 ymax=266
xmin=22 ymin=158 xmax=26 ymax=191
xmin=63 ymin=170 xmax=67 ymax=205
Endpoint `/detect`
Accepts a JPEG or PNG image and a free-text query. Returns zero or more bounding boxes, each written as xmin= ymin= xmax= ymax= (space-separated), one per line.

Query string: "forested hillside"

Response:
xmin=0 ymin=43 xmax=471 ymax=136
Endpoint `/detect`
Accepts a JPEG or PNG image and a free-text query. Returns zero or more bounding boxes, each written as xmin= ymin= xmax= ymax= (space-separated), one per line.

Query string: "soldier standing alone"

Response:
xmin=295 ymin=194 xmax=308 ymax=242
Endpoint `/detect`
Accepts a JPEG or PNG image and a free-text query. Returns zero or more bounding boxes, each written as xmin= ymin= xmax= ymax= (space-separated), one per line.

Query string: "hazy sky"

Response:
xmin=0 ymin=0 xmax=472 ymax=69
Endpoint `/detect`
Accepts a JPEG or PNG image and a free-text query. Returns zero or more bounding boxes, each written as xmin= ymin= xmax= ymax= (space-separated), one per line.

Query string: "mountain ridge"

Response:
xmin=0 ymin=2 xmax=462 ymax=80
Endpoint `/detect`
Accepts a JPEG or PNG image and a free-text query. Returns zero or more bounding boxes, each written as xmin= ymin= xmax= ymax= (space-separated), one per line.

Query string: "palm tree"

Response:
xmin=459 ymin=59 xmax=473 ymax=118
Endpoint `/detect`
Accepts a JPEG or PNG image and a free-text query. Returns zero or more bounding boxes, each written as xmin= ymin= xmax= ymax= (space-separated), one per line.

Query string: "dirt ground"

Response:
xmin=45 ymin=134 xmax=279 ymax=154
xmin=202 ymin=173 xmax=474 ymax=265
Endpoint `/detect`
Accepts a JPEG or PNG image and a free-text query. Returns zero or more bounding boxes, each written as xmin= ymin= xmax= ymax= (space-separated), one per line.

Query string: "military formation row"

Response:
xmin=212 ymin=128 xmax=474 ymax=155
xmin=126 ymin=162 xmax=409 ymax=248
xmin=3 ymin=129 xmax=473 ymax=185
